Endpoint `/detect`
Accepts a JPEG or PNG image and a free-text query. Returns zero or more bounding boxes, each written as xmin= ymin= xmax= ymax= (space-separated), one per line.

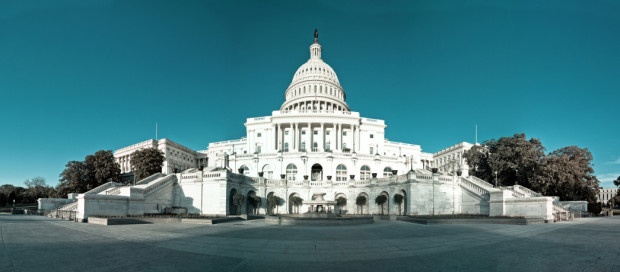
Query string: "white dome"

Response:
xmin=280 ymin=30 xmax=349 ymax=112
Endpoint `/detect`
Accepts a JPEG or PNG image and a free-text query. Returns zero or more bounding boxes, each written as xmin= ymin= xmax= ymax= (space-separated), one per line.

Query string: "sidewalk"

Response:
xmin=1 ymin=215 xmax=618 ymax=271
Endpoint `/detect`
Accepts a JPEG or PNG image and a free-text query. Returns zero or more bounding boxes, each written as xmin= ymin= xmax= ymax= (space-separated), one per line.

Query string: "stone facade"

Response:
xmin=41 ymin=31 xmax=570 ymax=223
xmin=598 ymin=188 xmax=618 ymax=205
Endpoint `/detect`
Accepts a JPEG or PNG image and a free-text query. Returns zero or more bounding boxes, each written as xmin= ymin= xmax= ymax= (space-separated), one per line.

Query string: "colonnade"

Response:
xmin=283 ymin=101 xmax=345 ymax=111
xmin=273 ymin=122 xmax=362 ymax=153
xmin=116 ymin=156 xmax=131 ymax=173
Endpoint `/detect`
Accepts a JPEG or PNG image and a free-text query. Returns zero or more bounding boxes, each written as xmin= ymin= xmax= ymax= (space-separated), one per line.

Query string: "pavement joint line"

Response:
xmin=6 ymin=215 xmax=618 ymax=267
xmin=0 ymin=224 xmax=17 ymax=272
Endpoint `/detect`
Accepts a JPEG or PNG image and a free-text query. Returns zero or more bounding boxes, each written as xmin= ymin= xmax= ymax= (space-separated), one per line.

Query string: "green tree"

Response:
xmin=249 ymin=195 xmax=261 ymax=214
xmin=131 ymin=148 xmax=165 ymax=181
xmin=463 ymin=133 xmax=545 ymax=188
xmin=232 ymin=193 xmax=244 ymax=215
xmin=355 ymin=195 xmax=367 ymax=214
xmin=613 ymin=176 xmax=620 ymax=187
xmin=393 ymin=194 xmax=404 ymax=215
xmin=13 ymin=187 xmax=27 ymax=203
xmin=532 ymin=146 xmax=599 ymax=202
xmin=24 ymin=177 xmax=54 ymax=201
xmin=58 ymin=160 xmax=89 ymax=193
xmin=375 ymin=195 xmax=387 ymax=215
xmin=0 ymin=184 xmax=16 ymax=206
xmin=289 ymin=196 xmax=303 ymax=214
xmin=57 ymin=150 xmax=122 ymax=195
xmin=8 ymin=191 xmax=16 ymax=206
xmin=336 ymin=196 xmax=347 ymax=211
xmin=267 ymin=195 xmax=283 ymax=214
xmin=85 ymin=150 xmax=121 ymax=185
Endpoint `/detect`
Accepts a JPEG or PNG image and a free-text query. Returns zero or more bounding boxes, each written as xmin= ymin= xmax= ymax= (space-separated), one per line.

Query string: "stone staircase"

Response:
xmin=500 ymin=185 xmax=573 ymax=222
xmin=133 ymin=174 xmax=176 ymax=196
xmin=47 ymin=200 xmax=78 ymax=220
xmin=459 ymin=176 xmax=495 ymax=200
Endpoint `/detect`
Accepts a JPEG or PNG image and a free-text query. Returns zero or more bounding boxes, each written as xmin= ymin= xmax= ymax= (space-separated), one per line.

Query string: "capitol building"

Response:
xmin=41 ymin=30 xmax=579 ymax=222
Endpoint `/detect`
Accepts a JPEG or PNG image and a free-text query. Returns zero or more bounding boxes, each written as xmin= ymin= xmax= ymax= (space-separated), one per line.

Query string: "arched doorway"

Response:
xmin=395 ymin=189 xmax=407 ymax=215
xmin=247 ymin=190 xmax=259 ymax=215
xmin=311 ymin=164 xmax=323 ymax=181
xmin=377 ymin=191 xmax=389 ymax=215
xmin=356 ymin=192 xmax=370 ymax=214
xmin=229 ymin=188 xmax=238 ymax=215
xmin=335 ymin=193 xmax=347 ymax=215
xmin=267 ymin=192 xmax=275 ymax=214
xmin=288 ymin=192 xmax=303 ymax=214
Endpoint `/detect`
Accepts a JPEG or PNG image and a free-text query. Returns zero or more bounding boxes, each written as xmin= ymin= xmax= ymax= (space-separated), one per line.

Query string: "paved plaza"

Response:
xmin=1 ymin=215 xmax=619 ymax=271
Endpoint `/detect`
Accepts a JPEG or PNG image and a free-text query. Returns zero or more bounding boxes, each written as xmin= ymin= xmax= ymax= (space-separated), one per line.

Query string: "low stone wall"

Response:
xmin=88 ymin=217 xmax=152 ymax=225
xmin=399 ymin=216 xmax=545 ymax=225
xmin=266 ymin=215 xmax=374 ymax=226
xmin=372 ymin=215 xmax=398 ymax=221
xmin=559 ymin=201 xmax=588 ymax=212
xmin=88 ymin=216 xmax=244 ymax=225
xmin=181 ymin=217 xmax=243 ymax=225
xmin=38 ymin=198 xmax=74 ymax=211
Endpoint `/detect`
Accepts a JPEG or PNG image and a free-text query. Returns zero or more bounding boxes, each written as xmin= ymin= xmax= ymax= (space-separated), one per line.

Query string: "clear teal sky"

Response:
xmin=1 ymin=1 xmax=618 ymax=188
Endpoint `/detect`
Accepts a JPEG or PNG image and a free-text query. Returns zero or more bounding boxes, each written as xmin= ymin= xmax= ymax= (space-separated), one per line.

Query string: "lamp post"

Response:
xmin=515 ymin=169 xmax=519 ymax=186
xmin=494 ymin=171 xmax=498 ymax=187
xmin=431 ymin=168 xmax=438 ymax=215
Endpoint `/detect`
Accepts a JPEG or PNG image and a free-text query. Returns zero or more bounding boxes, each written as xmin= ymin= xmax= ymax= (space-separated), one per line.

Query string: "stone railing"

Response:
xmin=375 ymin=174 xmax=409 ymax=184
xmin=85 ymin=181 xmax=122 ymax=195
xmin=514 ymin=185 xmax=543 ymax=197
xmin=203 ymin=172 xmax=226 ymax=179
xmin=288 ymin=180 xmax=304 ymax=187
xmin=266 ymin=179 xmax=285 ymax=186
xmin=553 ymin=204 xmax=573 ymax=221
xmin=460 ymin=178 xmax=490 ymax=198
xmin=439 ymin=176 xmax=454 ymax=182
xmin=106 ymin=187 xmax=123 ymax=195
xmin=228 ymin=173 xmax=260 ymax=184
xmin=309 ymin=181 xmax=324 ymax=187
xmin=468 ymin=176 xmax=495 ymax=189
xmin=275 ymin=110 xmax=359 ymax=117
xmin=56 ymin=200 xmax=78 ymax=211
xmin=500 ymin=186 xmax=526 ymax=198
xmin=144 ymin=175 xmax=176 ymax=195
xmin=136 ymin=173 xmax=165 ymax=185
xmin=332 ymin=180 xmax=349 ymax=186
xmin=417 ymin=174 xmax=432 ymax=180
xmin=181 ymin=173 xmax=199 ymax=179
xmin=355 ymin=180 xmax=371 ymax=186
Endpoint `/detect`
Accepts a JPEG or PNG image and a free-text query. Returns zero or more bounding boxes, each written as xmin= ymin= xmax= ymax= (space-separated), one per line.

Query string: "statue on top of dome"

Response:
xmin=314 ymin=28 xmax=319 ymax=43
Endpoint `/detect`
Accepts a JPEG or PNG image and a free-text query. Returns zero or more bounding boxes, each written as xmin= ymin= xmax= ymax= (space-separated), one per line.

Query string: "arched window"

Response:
xmin=262 ymin=164 xmax=273 ymax=179
xmin=383 ymin=167 xmax=393 ymax=177
xmin=286 ymin=164 xmax=297 ymax=181
xmin=360 ymin=165 xmax=371 ymax=180
xmin=336 ymin=164 xmax=347 ymax=181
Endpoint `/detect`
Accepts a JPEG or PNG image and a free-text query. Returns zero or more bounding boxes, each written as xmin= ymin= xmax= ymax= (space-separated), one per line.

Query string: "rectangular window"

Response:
xmin=326 ymin=131 xmax=330 ymax=135
xmin=257 ymin=132 xmax=262 ymax=137
xmin=343 ymin=131 xmax=347 ymax=136
xmin=370 ymin=134 xmax=374 ymax=138
xmin=256 ymin=146 xmax=261 ymax=154
xmin=314 ymin=130 xmax=318 ymax=135
xmin=370 ymin=147 xmax=374 ymax=155
xmin=285 ymin=131 xmax=289 ymax=135
xmin=302 ymin=130 xmax=306 ymax=135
